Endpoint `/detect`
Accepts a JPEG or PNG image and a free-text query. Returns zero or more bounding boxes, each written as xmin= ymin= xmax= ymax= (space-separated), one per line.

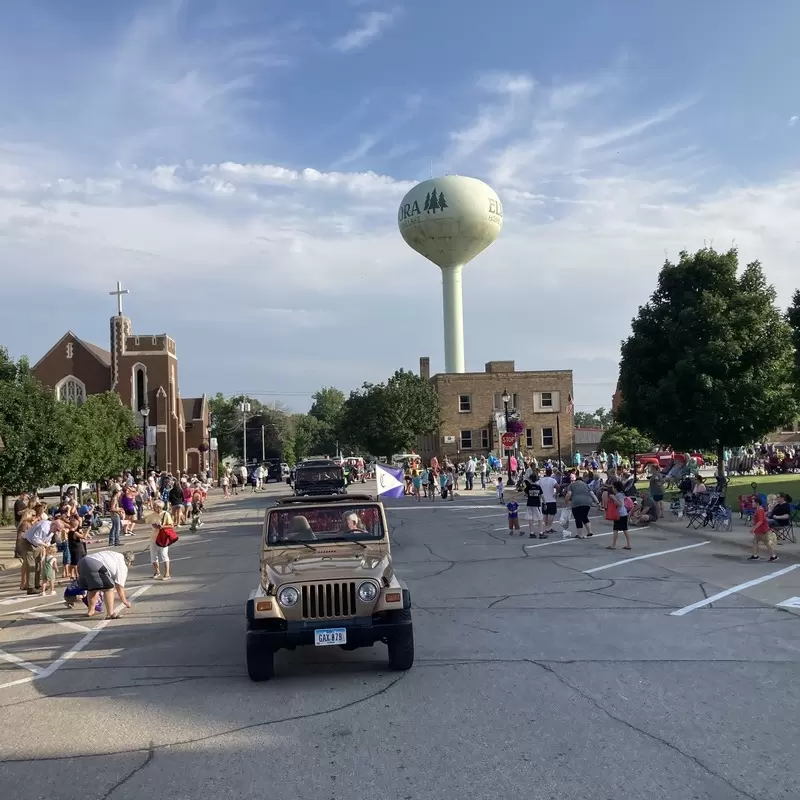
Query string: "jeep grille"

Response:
xmin=301 ymin=582 xmax=358 ymax=619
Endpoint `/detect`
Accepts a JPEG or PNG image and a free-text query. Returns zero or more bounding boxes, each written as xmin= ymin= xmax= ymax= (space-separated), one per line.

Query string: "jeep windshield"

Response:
xmin=267 ymin=504 xmax=384 ymax=545
xmin=294 ymin=467 xmax=342 ymax=483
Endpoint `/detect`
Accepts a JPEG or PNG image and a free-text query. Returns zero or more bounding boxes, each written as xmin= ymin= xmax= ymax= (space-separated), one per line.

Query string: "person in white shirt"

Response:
xmin=77 ymin=549 xmax=135 ymax=619
xmin=20 ymin=519 xmax=64 ymax=594
xmin=537 ymin=467 xmax=560 ymax=535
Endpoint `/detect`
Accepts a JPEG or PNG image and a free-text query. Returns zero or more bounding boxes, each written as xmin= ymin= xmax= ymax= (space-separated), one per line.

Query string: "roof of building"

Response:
xmin=31 ymin=330 xmax=112 ymax=371
xmin=79 ymin=338 xmax=112 ymax=367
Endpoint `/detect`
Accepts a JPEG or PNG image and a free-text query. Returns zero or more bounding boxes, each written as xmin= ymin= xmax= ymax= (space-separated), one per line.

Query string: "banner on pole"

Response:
xmin=376 ymin=463 xmax=405 ymax=498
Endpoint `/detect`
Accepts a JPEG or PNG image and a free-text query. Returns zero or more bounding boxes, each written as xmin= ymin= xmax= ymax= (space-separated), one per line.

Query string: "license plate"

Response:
xmin=314 ymin=628 xmax=347 ymax=646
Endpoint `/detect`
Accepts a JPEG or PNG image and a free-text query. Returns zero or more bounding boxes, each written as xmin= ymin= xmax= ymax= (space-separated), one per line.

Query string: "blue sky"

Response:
xmin=2 ymin=0 xmax=800 ymax=412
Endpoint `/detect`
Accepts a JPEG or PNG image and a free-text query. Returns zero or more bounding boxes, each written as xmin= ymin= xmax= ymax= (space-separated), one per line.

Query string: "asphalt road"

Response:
xmin=1 ymin=482 xmax=799 ymax=800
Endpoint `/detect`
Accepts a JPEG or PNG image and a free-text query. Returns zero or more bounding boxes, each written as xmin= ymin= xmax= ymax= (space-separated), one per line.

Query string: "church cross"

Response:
xmin=109 ymin=281 xmax=129 ymax=316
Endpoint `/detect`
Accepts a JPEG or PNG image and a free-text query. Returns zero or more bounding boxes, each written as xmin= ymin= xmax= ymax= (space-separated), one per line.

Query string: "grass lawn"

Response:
xmin=635 ymin=473 xmax=800 ymax=501
xmin=722 ymin=474 xmax=800 ymax=501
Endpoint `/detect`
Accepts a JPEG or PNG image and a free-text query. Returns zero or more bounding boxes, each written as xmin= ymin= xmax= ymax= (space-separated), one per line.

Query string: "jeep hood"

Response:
xmin=263 ymin=548 xmax=392 ymax=585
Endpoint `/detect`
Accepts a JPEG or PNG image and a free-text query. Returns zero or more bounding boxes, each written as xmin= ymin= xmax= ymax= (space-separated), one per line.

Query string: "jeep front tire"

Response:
xmin=246 ymin=631 xmax=274 ymax=681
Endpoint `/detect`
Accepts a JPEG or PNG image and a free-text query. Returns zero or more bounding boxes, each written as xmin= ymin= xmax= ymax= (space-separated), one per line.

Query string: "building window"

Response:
xmin=541 ymin=427 xmax=554 ymax=447
xmin=55 ymin=376 xmax=85 ymax=406
xmin=481 ymin=428 xmax=490 ymax=449
xmin=526 ymin=428 xmax=534 ymax=448
xmin=493 ymin=392 xmax=518 ymax=411
xmin=534 ymin=391 xmax=560 ymax=412
xmin=136 ymin=369 xmax=145 ymax=410
xmin=459 ymin=394 xmax=472 ymax=412
xmin=460 ymin=430 xmax=473 ymax=449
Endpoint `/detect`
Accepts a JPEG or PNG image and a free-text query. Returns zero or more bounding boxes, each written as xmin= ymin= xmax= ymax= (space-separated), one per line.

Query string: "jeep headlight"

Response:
xmin=278 ymin=586 xmax=299 ymax=607
xmin=358 ymin=582 xmax=378 ymax=602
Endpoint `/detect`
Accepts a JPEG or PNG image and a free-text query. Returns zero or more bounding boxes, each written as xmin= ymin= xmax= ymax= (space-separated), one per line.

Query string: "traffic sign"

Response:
xmin=501 ymin=432 xmax=516 ymax=448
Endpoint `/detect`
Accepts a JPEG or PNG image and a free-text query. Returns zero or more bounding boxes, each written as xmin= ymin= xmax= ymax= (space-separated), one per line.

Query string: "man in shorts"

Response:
xmin=537 ymin=468 xmax=559 ymax=536
xmin=525 ymin=475 xmax=546 ymax=539
xmin=77 ymin=549 xmax=135 ymax=619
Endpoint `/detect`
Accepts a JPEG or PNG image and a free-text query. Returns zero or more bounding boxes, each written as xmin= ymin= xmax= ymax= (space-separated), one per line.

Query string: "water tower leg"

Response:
xmin=441 ymin=265 xmax=465 ymax=373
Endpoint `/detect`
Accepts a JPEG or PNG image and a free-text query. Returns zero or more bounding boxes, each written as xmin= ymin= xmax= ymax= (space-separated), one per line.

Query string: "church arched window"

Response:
xmin=55 ymin=376 xmax=86 ymax=406
xmin=132 ymin=364 xmax=148 ymax=411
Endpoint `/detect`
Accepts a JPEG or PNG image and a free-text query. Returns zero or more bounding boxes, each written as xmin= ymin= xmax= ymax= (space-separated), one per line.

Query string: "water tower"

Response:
xmin=398 ymin=175 xmax=503 ymax=373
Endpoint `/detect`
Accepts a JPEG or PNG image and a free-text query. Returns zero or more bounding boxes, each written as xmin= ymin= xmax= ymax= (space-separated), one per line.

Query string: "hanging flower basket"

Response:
xmin=127 ymin=435 xmax=145 ymax=451
xmin=199 ymin=443 xmax=209 ymax=453
xmin=507 ymin=418 xmax=525 ymax=435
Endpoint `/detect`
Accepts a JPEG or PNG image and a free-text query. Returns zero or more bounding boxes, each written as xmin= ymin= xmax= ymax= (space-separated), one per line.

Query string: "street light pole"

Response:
xmin=239 ymin=401 xmax=250 ymax=465
xmin=140 ymin=405 xmax=150 ymax=477
xmin=502 ymin=388 xmax=513 ymax=486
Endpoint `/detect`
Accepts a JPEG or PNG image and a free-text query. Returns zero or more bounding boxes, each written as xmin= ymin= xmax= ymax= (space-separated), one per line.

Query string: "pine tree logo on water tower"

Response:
xmin=423 ymin=188 xmax=448 ymax=214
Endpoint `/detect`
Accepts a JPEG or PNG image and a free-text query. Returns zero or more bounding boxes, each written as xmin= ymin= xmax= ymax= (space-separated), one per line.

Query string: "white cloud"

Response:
xmin=333 ymin=9 xmax=399 ymax=53
xmin=789 ymin=115 xmax=798 ymax=127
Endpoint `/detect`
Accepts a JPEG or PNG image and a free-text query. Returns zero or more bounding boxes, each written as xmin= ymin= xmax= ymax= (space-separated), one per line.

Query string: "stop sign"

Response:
xmin=501 ymin=432 xmax=516 ymax=448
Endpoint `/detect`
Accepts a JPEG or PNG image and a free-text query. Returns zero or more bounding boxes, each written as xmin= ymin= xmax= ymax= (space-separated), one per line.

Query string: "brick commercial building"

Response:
xmin=417 ymin=357 xmax=574 ymax=463
xmin=31 ymin=284 xmax=212 ymax=477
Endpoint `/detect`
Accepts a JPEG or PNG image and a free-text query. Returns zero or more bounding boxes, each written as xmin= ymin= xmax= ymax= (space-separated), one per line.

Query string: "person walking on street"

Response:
xmin=564 ymin=476 xmax=599 ymax=539
xmin=465 ymin=457 xmax=476 ymax=490
xmin=20 ymin=518 xmax=63 ymax=594
xmin=537 ymin=468 xmax=559 ymax=536
xmin=606 ymin=480 xmax=631 ymax=550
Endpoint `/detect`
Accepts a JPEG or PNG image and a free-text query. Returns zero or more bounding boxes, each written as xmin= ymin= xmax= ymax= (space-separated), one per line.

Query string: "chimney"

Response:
xmin=419 ymin=356 xmax=431 ymax=380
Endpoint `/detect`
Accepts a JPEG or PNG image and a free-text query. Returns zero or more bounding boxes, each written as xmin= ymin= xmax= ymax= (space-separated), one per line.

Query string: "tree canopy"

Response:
xmin=339 ymin=369 xmax=439 ymax=457
xmin=617 ymin=248 xmax=798 ymax=468
xmin=574 ymin=407 xmax=614 ymax=428
xmin=599 ymin=423 xmax=653 ymax=457
xmin=0 ymin=348 xmax=139 ymax=500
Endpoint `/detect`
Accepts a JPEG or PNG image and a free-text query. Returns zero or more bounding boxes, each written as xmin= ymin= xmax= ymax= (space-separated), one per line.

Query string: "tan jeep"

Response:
xmin=245 ymin=493 xmax=414 ymax=681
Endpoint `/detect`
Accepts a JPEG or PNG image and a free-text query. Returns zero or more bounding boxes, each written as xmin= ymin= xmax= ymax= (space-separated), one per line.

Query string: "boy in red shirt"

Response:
xmin=749 ymin=498 xmax=778 ymax=561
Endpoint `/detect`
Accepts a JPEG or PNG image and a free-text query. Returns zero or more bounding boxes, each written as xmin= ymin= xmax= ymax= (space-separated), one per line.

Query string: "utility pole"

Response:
xmin=261 ymin=425 xmax=266 ymax=462
xmin=239 ymin=400 xmax=251 ymax=465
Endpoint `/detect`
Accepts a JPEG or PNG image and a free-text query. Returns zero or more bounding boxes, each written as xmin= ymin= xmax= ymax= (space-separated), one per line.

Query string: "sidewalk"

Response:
xmin=0 ymin=489 xmax=227 ymax=572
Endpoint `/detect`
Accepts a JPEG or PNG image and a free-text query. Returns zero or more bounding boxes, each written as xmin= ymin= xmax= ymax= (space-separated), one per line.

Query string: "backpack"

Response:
xmin=623 ymin=496 xmax=634 ymax=511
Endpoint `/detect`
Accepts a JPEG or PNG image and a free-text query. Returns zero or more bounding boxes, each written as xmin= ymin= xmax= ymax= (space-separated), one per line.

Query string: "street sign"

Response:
xmin=501 ymin=432 xmax=516 ymax=448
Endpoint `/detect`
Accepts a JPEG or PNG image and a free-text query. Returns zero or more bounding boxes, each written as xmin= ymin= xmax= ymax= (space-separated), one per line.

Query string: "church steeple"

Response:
xmin=109 ymin=280 xmax=131 ymax=392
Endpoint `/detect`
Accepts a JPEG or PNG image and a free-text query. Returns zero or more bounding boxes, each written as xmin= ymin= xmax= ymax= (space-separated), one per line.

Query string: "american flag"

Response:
xmin=566 ymin=393 xmax=574 ymax=414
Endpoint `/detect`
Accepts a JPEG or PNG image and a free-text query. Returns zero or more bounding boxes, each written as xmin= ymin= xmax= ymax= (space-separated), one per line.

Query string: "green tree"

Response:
xmin=786 ymin=289 xmax=800 ymax=389
xmin=0 ymin=348 xmax=70 ymax=502
xmin=340 ymin=369 xmax=439 ymax=458
xmin=617 ymin=248 xmax=798 ymax=477
xmin=79 ymin=393 xmax=139 ymax=479
xmin=599 ymin=423 xmax=653 ymax=468
xmin=292 ymin=413 xmax=322 ymax=461
xmin=574 ymin=407 xmax=614 ymax=428
xmin=309 ymin=386 xmax=345 ymax=454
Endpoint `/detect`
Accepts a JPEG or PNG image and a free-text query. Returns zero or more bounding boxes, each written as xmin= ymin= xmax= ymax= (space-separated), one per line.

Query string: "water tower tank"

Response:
xmin=398 ymin=175 xmax=503 ymax=373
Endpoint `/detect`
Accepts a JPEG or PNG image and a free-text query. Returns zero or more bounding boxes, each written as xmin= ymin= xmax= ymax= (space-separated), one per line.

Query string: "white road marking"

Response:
xmin=179 ymin=538 xmax=211 ymax=546
xmin=0 ymin=649 xmax=43 ymax=675
xmin=0 ymin=583 xmax=153 ymax=690
xmin=1 ymin=597 xmax=74 ymax=617
xmin=776 ymin=596 xmax=800 ymax=609
xmin=524 ymin=532 xmax=614 ymax=547
xmin=24 ymin=611 xmax=91 ymax=633
xmin=583 ymin=542 xmax=709 ymax=574
xmin=469 ymin=513 xmax=507 ymax=519
xmin=671 ymin=564 xmax=800 ymax=616
xmin=0 ymin=595 xmax=37 ymax=606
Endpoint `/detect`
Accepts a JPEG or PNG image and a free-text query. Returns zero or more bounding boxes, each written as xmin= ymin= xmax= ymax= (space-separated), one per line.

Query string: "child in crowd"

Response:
xmin=507 ymin=498 xmax=520 ymax=534
xmin=411 ymin=470 xmax=422 ymax=502
xmin=41 ymin=544 xmax=58 ymax=596
xmin=525 ymin=478 xmax=546 ymax=539
xmin=749 ymin=496 xmax=779 ymax=562
xmin=428 ymin=468 xmax=436 ymax=501
xmin=445 ymin=468 xmax=455 ymax=501
xmin=496 ymin=475 xmax=504 ymax=503
xmin=420 ymin=468 xmax=429 ymax=498
xmin=190 ymin=486 xmax=205 ymax=532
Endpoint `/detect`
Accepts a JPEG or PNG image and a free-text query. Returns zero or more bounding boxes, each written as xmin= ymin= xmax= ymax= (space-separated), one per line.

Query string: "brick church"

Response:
xmin=31 ymin=283 xmax=212 ymax=477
